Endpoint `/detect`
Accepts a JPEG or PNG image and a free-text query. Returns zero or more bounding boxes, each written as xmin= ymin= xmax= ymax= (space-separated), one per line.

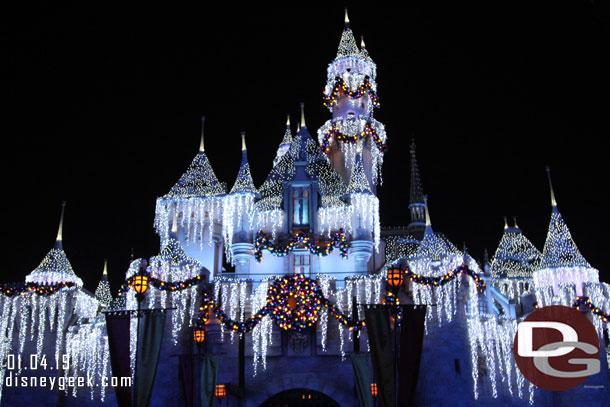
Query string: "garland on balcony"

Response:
xmin=197 ymin=274 xmax=365 ymax=333
xmin=254 ymin=231 xmax=349 ymax=262
xmin=0 ymin=281 xmax=76 ymax=297
xmin=404 ymin=264 xmax=486 ymax=293
xmin=118 ymin=274 xmax=204 ymax=296
xmin=320 ymin=122 xmax=387 ymax=153
xmin=573 ymin=296 xmax=609 ymax=323
xmin=323 ymin=76 xmax=380 ymax=108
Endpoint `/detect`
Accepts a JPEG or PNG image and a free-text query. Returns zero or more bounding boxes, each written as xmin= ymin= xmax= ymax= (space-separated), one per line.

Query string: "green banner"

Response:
xmin=364 ymin=306 xmax=395 ymax=407
xmin=200 ymin=355 xmax=219 ymax=407
xmin=135 ymin=310 xmax=167 ymax=407
xmin=351 ymin=352 xmax=374 ymax=407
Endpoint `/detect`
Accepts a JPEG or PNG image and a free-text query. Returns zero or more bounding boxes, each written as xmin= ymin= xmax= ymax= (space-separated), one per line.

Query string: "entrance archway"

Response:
xmin=260 ymin=388 xmax=340 ymax=407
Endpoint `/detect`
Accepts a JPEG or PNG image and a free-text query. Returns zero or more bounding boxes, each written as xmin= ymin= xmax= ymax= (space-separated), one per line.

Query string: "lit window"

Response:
xmin=294 ymin=254 xmax=311 ymax=276
xmin=292 ymin=187 xmax=310 ymax=226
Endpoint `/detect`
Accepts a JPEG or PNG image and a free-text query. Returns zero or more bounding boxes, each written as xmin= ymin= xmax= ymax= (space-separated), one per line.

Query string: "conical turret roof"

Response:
xmin=95 ymin=260 xmax=112 ymax=307
xmin=163 ymin=117 xmax=226 ymax=198
xmin=490 ymin=220 xmax=542 ymax=278
xmin=345 ymin=152 xmax=372 ymax=195
xmin=229 ymin=132 xmax=259 ymax=196
xmin=336 ymin=9 xmax=361 ymax=59
xmin=539 ymin=167 xmax=591 ymax=270
xmin=26 ymin=203 xmax=83 ymax=287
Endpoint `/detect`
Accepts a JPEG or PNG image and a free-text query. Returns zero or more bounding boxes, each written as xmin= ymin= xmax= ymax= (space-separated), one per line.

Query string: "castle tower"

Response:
xmin=154 ymin=116 xmax=226 ymax=277
xmin=226 ymin=132 xmax=260 ymax=276
xmin=534 ymin=167 xmax=599 ymax=297
xmin=407 ymin=140 xmax=426 ymax=240
xmin=25 ymin=202 xmax=83 ymax=287
xmin=318 ymin=10 xmax=387 ymax=193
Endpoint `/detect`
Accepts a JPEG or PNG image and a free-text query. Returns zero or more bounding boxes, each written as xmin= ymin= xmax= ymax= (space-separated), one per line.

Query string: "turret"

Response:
xmin=407 ymin=140 xmax=426 ymax=240
xmin=318 ymin=9 xmax=387 ymax=192
xmin=534 ymin=167 xmax=599 ymax=296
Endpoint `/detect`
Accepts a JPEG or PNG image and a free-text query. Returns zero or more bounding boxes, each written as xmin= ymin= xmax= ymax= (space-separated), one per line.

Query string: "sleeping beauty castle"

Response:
xmin=1 ymin=10 xmax=609 ymax=407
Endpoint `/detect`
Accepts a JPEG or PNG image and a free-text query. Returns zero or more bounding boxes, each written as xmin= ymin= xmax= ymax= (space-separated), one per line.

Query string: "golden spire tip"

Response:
xmin=286 ymin=114 xmax=290 ymax=126
xmin=300 ymin=102 xmax=306 ymax=128
xmin=344 ymin=8 xmax=350 ymax=24
xmin=103 ymin=259 xmax=108 ymax=276
xmin=199 ymin=116 xmax=205 ymax=152
xmin=545 ymin=166 xmax=557 ymax=207
xmin=504 ymin=216 xmax=508 ymax=229
xmin=56 ymin=201 xmax=66 ymax=243
xmin=241 ymin=131 xmax=247 ymax=151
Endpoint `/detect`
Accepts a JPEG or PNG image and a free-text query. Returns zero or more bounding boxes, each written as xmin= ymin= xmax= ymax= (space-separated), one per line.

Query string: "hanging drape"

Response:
xmin=398 ymin=305 xmax=427 ymax=407
xmin=364 ymin=306 xmax=395 ymax=407
xmin=135 ymin=310 xmax=166 ymax=407
xmin=179 ymin=355 xmax=196 ymax=407
xmin=105 ymin=312 xmax=132 ymax=407
xmin=199 ymin=355 xmax=219 ymax=407
xmin=351 ymin=352 xmax=374 ymax=407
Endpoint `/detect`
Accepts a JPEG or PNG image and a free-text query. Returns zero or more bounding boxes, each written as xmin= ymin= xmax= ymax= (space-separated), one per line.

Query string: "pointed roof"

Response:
xmin=336 ymin=9 xmax=361 ymax=59
xmin=280 ymin=114 xmax=292 ymax=145
xmin=95 ymin=260 xmax=113 ymax=307
xmin=490 ymin=221 xmax=542 ymax=278
xmin=345 ymin=152 xmax=372 ymax=195
xmin=410 ymin=197 xmax=461 ymax=262
xmin=409 ymin=140 xmax=425 ymax=205
xmin=163 ymin=117 xmax=226 ymax=198
xmin=26 ymin=203 xmax=83 ymax=287
xmin=229 ymin=132 xmax=259 ymax=196
xmin=150 ymin=213 xmax=201 ymax=268
xmin=539 ymin=167 xmax=591 ymax=269
xmin=256 ymin=113 xmax=346 ymax=211
xmin=360 ymin=36 xmax=372 ymax=61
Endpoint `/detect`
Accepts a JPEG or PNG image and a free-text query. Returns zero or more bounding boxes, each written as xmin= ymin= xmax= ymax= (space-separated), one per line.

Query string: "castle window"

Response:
xmin=292 ymin=186 xmax=310 ymax=226
xmin=294 ymin=254 xmax=311 ymax=276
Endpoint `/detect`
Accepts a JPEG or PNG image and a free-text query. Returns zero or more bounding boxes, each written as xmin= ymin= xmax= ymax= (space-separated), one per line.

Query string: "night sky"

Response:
xmin=4 ymin=4 xmax=609 ymax=294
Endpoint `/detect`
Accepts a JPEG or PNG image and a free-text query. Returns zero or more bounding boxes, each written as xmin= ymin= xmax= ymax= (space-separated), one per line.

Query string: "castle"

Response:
xmin=1 ymin=10 xmax=609 ymax=407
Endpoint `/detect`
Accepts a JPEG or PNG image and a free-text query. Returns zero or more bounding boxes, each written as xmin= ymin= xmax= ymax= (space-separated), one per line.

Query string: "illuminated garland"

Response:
xmin=0 ymin=281 xmax=75 ymax=297
xmin=323 ymin=76 xmax=380 ymax=108
xmin=320 ymin=122 xmax=387 ymax=153
xmin=198 ymin=274 xmax=365 ymax=333
xmin=573 ymin=296 xmax=609 ymax=323
xmin=254 ymin=231 xmax=349 ymax=262
xmin=404 ymin=264 xmax=486 ymax=293
xmin=118 ymin=274 xmax=204 ymax=296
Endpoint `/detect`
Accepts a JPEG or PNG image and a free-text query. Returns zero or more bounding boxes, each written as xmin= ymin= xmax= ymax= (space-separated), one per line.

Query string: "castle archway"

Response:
xmin=260 ymin=388 xmax=340 ymax=407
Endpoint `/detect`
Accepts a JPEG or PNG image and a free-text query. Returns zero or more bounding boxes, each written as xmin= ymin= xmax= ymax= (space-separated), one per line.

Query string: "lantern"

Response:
xmin=132 ymin=274 xmax=149 ymax=295
xmin=215 ymin=384 xmax=226 ymax=399
xmin=193 ymin=328 xmax=205 ymax=343
xmin=387 ymin=267 xmax=403 ymax=289
xmin=371 ymin=383 xmax=378 ymax=397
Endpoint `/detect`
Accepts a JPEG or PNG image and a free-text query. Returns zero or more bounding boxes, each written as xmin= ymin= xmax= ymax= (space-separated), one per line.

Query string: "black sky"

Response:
xmin=3 ymin=3 xmax=609 ymax=293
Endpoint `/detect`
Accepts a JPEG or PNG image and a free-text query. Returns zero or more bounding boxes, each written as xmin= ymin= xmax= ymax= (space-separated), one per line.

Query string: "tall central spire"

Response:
xmin=407 ymin=141 xmax=426 ymax=240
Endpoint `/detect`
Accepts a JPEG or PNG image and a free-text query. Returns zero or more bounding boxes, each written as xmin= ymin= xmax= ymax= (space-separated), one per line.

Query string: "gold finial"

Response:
xmin=171 ymin=210 xmax=178 ymax=234
xmin=360 ymin=36 xmax=366 ymax=49
xmin=297 ymin=121 xmax=301 ymax=133
xmin=300 ymin=102 xmax=306 ymax=128
xmin=286 ymin=114 xmax=290 ymax=127
xmin=56 ymin=201 xmax=66 ymax=243
xmin=424 ymin=195 xmax=431 ymax=227
xmin=199 ymin=116 xmax=205 ymax=152
xmin=241 ymin=131 xmax=247 ymax=151
xmin=103 ymin=259 xmax=108 ymax=276
xmin=545 ymin=166 xmax=557 ymax=207
xmin=344 ymin=8 xmax=350 ymax=24
xmin=513 ymin=216 xmax=519 ymax=229
xmin=504 ymin=216 xmax=508 ymax=229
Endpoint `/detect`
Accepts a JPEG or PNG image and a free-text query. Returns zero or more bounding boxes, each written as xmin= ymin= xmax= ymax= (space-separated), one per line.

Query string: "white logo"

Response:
xmin=517 ymin=321 xmax=600 ymax=378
